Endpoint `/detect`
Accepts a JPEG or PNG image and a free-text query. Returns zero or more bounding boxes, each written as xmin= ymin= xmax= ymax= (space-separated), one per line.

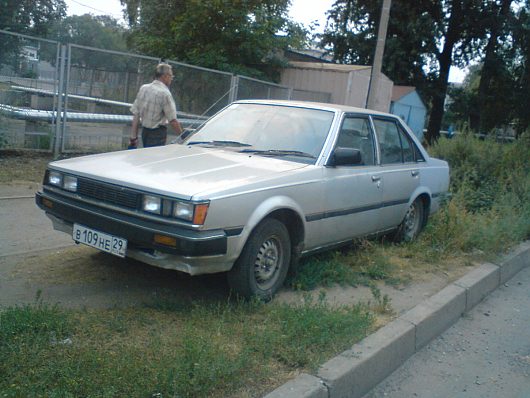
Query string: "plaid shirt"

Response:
xmin=130 ymin=80 xmax=177 ymax=129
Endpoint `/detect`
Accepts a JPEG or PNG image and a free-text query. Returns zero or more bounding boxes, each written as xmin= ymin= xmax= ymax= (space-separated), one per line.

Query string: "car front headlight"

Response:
xmin=63 ymin=175 xmax=78 ymax=192
xmin=143 ymin=195 xmax=209 ymax=225
xmin=142 ymin=195 xmax=161 ymax=214
xmin=48 ymin=171 xmax=63 ymax=187
xmin=173 ymin=201 xmax=194 ymax=221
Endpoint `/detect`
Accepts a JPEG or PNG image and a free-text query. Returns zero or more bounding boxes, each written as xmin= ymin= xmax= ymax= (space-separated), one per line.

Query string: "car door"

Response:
xmin=318 ymin=115 xmax=383 ymax=245
xmin=371 ymin=117 xmax=422 ymax=230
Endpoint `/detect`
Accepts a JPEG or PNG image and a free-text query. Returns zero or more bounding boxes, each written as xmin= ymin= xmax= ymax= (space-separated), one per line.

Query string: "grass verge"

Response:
xmin=1 ymin=295 xmax=373 ymax=397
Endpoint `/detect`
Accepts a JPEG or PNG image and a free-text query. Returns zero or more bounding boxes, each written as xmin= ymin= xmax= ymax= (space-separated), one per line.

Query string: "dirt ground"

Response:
xmin=0 ymin=180 xmax=474 ymax=317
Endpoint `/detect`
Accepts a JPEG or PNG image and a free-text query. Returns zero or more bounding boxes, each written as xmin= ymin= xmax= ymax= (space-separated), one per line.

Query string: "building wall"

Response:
xmin=280 ymin=65 xmax=393 ymax=112
xmin=281 ymin=67 xmax=348 ymax=104
xmin=390 ymin=91 xmax=427 ymax=140
xmin=351 ymin=68 xmax=393 ymax=112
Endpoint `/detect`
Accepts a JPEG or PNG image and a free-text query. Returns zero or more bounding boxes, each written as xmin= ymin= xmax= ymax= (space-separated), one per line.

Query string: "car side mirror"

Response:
xmin=329 ymin=147 xmax=363 ymax=166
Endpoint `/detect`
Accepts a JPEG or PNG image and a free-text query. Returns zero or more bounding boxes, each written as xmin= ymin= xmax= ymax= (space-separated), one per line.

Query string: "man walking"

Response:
xmin=129 ymin=63 xmax=183 ymax=148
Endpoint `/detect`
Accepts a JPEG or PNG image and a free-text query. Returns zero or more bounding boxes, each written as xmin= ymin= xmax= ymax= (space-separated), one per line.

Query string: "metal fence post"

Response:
xmin=229 ymin=75 xmax=239 ymax=103
xmin=60 ymin=44 xmax=72 ymax=153
xmin=53 ymin=44 xmax=67 ymax=157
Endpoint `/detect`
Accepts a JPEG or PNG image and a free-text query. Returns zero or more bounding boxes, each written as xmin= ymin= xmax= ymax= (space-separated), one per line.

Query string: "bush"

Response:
xmin=425 ymin=133 xmax=530 ymax=255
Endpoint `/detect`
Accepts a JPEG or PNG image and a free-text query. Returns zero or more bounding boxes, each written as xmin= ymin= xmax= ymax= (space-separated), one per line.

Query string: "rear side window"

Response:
xmin=373 ymin=119 xmax=422 ymax=164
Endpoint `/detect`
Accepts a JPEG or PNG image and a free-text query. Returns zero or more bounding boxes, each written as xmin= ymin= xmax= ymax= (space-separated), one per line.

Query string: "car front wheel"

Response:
xmin=228 ymin=218 xmax=291 ymax=300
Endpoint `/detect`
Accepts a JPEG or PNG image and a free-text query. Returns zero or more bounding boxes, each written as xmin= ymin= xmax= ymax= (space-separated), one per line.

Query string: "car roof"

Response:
xmin=234 ymin=99 xmax=396 ymax=118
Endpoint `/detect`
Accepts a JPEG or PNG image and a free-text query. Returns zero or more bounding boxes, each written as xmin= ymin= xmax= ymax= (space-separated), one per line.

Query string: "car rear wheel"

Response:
xmin=394 ymin=197 xmax=425 ymax=242
xmin=227 ymin=218 xmax=291 ymax=300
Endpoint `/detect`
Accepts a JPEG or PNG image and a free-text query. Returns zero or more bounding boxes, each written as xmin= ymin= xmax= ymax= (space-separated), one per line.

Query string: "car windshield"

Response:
xmin=185 ymin=103 xmax=335 ymax=163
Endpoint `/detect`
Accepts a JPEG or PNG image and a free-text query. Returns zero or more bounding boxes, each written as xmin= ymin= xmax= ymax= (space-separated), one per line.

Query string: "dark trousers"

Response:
xmin=141 ymin=125 xmax=167 ymax=147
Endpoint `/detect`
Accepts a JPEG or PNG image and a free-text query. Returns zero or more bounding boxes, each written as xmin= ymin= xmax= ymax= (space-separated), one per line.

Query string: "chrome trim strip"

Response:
xmin=305 ymin=198 xmax=409 ymax=222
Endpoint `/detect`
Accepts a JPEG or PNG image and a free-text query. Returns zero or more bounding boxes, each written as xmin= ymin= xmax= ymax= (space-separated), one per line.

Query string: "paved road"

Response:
xmin=365 ymin=265 xmax=530 ymax=398
xmin=0 ymin=184 xmax=73 ymax=257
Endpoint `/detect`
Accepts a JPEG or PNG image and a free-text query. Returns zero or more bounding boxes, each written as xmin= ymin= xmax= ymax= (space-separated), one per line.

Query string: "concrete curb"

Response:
xmin=264 ymin=241 xmax=530 ymax=398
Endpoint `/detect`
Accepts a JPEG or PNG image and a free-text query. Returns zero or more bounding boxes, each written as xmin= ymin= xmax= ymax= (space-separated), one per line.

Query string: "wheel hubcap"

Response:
xmin=254 ymin=237 xmax=282 ymax=289
xmin=403 ymin=202 xmax=420 ymax=240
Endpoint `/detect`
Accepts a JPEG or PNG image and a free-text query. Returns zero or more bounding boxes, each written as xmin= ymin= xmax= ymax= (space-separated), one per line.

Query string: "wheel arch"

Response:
xmin=414 ymin=192 xmax=431 ymax=228
xmin=236 ymin=196 xmax=306 ymax=263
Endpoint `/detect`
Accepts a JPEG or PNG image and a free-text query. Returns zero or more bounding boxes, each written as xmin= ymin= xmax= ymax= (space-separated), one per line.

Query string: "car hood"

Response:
xmin=50 ymin=144 xmax=309 ymax=200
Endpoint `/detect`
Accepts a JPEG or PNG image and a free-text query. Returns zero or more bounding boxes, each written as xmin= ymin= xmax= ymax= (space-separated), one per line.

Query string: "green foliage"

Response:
xmin=421 ymin=135 xmax=530 ymax=255
xmin=251 ymin=294 xmax=372 ymax=368
xmin=0 ymin=0 xmax=66 ymax=75
xmin=0 ymin=302 xmax=71 ymax=347
xmin=44 ymin=14 xmax=128 ymax=69
xmin=0 ymin=0 xmax=66 ymax=35
xmin=321 ymin=0 xmax=529 ymax=141
xmin=289 ymin=242 xmax=396 ymax=291
xmin=445 ymin=4 xmax=530 ymax=135
xmin=122 ymin=0 xmax=307 ymax=80
xmin=0 ymin=297 xmax=373 ymax=397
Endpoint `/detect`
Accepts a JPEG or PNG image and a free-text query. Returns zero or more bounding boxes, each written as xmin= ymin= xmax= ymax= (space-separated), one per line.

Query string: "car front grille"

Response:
xmin=77 ymin=178 xmax=140 ymax=209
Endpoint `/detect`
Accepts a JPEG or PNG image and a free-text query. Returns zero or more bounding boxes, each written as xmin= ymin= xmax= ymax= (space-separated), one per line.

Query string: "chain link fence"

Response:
xmin=0 ymin=30 xmax=60 ymax=152
xmin=0 ymin=29 xmax=332 ymax=155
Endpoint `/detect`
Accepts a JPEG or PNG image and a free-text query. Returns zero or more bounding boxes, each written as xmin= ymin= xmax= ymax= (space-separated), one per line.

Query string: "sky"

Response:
xmin=64 ymin=0 xmax=465 ymax=82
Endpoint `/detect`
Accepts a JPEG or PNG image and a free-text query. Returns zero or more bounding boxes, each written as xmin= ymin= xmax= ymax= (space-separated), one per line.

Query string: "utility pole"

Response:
xmin=366 ymin=0 xmax=391 ymax=110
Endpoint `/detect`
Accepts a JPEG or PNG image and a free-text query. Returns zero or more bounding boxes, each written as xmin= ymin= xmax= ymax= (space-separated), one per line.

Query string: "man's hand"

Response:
xmin=128 ymin=137 xmax=138 ymax=149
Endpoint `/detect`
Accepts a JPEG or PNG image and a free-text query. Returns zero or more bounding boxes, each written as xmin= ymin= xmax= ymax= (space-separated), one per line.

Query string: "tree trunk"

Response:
xmin=425 ymin=0 xmax=463 ymax=145
xmin=425 ymin=52 xmax=453 ymax=145
xmin=476 ymin=0 xmax=512 ymax=134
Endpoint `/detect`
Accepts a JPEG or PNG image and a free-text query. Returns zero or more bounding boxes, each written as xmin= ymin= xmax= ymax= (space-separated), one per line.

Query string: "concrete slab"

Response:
xmin=499 ymin=241 xmax=530 ymax=284
xmin=317 ymin=318 xmax=415 ymax=398
xmin=399 ymin=283 xmax=466 ymax=350
xmin=263 ymin=373 xmax=327 ymax=398
xmin=454 ymin=262 xmax=500 ymax=311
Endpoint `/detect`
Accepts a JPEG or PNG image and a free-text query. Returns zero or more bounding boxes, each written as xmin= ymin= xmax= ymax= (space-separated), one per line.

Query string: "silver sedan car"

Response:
xmin=36 ymin=100 xmax=449 ymax=299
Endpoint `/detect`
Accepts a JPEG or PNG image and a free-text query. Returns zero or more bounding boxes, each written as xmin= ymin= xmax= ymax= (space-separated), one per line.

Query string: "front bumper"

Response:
xmin=36 ymin=190 xmax=239 ymax=274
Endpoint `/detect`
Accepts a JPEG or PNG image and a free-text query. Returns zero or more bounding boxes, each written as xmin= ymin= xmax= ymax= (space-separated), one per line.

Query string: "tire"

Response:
xmin=227 ymin=218 xmax=291 ymax=300
xmin=394 ymin=197 xmax=426 ymax=242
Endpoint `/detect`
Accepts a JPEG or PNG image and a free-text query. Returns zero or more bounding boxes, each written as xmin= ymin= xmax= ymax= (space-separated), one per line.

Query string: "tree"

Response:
xmin=445 ymin=3 xmax=530 ymax=136
xmin=46 ymin=14 xmax=128 ymax=68
xmin=321 ymin=0 xmax=527 ymax=144
xmin=0 ymin=0 xmax=66 ymax=35
xmin=0 ymin=0 xmax=66 ymax=75
xmin=120 ymin=0 xmax=307 ymax=80
xmin=49 ymin=14 xmax=127 ymax=51
xmin=475 ymin=0 xmax=513 ymax=133
xmin=510 ymin=4 xmax=530 ymax=135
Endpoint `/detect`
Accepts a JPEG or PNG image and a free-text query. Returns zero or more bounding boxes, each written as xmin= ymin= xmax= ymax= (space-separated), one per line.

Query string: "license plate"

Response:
xmin=73 ymin=224 xmax=127 ymax=258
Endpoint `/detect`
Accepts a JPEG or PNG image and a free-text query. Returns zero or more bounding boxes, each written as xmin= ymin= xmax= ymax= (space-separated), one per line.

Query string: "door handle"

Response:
xmin=371 ymin=175 xmax=381 ymax=182
xmin=411 ymin=170 xmax=420 ymax=177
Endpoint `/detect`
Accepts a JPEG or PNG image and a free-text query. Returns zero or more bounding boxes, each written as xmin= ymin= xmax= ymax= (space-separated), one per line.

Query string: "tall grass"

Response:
xmin=425 ymin=132 xmax=530 ymax=256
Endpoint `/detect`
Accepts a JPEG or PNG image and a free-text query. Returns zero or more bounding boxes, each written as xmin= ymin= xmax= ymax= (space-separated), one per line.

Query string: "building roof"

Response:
xmin=391 ymin=85 xmax=417 ymax=101
xmin=284 ymin=49 xmax=333 ymax=63
xmin=287 ymin=61 xmax=371 ymax=73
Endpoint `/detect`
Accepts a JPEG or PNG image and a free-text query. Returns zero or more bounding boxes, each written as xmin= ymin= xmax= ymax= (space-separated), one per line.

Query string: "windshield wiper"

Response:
xmin=187 ymin=140 xmax=251 ymax=147
xmin=239 ymin=149 xmax=316 ymax=159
